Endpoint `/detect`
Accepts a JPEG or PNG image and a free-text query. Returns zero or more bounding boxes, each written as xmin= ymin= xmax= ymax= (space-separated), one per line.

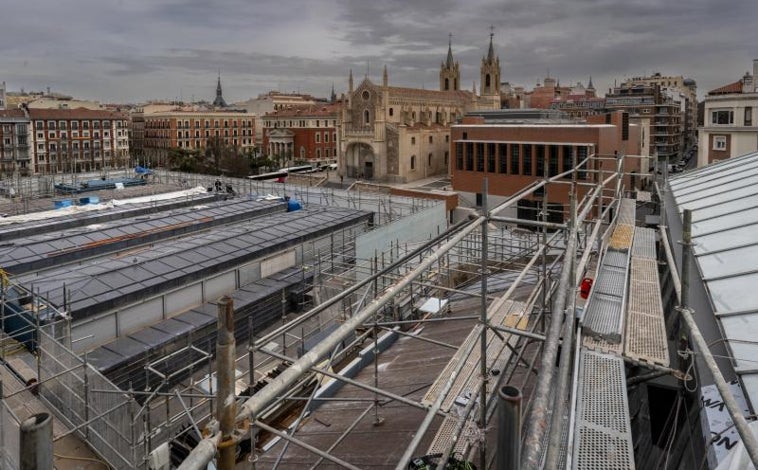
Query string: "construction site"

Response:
xmin=1 ymin=151 xmax=757 ymax=470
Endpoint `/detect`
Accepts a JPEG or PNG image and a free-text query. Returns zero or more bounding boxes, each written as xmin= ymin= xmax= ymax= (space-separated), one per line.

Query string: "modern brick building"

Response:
xmin=261 ymin=103 xmax=340 ymax=168
xmin=698 ymin=60 xmax=758 ymax=166
xmin=450 ymin=110 xmax=646 ymax=222
xmin=27 ymin=108 xmax=129 ymax=174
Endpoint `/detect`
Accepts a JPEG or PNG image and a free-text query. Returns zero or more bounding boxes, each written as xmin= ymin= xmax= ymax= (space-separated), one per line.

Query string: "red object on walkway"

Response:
xmin=580 ymin=278 xmax=594 ymax=299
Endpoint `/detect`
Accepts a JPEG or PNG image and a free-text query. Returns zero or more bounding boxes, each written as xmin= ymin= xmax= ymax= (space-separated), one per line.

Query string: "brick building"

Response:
xmin=261 ymin=103 xmax=340 ymax=168
xmin=27 ymin=108 xmax=129 ymax=174
xmin=139 ymin=110 xmax=254 ymax=167
xmin=450 ymin=110 xmax=646 ymax=222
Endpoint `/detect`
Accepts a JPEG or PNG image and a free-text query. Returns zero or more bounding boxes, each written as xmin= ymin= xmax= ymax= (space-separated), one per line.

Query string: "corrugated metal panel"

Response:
xmin=572 ymin=350 xmax=635 ymax=470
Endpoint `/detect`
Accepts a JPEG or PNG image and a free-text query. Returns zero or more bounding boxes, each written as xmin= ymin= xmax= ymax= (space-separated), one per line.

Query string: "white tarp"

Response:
xmin=702 ymin=380 xmax=752 ymax=469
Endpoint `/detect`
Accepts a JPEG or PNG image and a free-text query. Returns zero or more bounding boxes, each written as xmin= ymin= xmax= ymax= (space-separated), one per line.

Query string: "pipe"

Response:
xmin=176 ymin=433 xmax=220 ymax=470
xmin=177 ymin=217 xmax=485 ymax=470
xmin=216 ymin=296 xmax=236 ymax=470
xmin=497 ymin=386 xmax=522 ymax=470
xmin=490 ymin=215 xmax=566 ymax=230
xmin=20 ymin=413 xmax=53 ymax=470
xmin=544 ymin=191 xmax=577 ymax=469
xmin=679 ymin=209 xmax=758 ymax=467
xmin=478 ymin=179 xmax=489 ymax=470
xmin=521 ymin=217 xmax=578 ymax=469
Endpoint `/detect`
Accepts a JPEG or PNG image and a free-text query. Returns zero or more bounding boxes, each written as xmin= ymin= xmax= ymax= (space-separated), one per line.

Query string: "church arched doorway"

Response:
xmin=345 ymin=142 xmax=375 ymax=179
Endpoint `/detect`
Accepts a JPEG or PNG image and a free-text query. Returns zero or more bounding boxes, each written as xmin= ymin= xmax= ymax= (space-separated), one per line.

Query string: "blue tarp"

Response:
xmin=134 ymin=166 xmax=154 ymax=175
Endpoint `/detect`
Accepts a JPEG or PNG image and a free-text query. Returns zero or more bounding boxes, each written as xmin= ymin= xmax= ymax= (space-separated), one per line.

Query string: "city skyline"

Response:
xmin=2 ymin=0 xmax=757 ymax=103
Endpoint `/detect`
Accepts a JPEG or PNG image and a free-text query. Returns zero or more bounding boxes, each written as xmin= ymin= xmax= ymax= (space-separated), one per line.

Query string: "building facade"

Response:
xmin=623 ymin=73 xmax=697 ymax=149
xmin=605 ymin=83 xmax=682 ymax=160
xmin=0 ymin=109 xmax=31 ymax=176
xmin=235 ymin=92 xmax=324 ymax=146
xmin=140 ymin=110 xmax=254 ymax=166
xmin=339 ymin=35 xmax=501 ymax=183
xmin=0 ymin=82 xmax=5 ymax=110
xmin=28 ymin=108 xmax=129 ymax=174
xmin=450 ymin=110 xmax=646 ymax=222
xmin=699 ymin=60 xmax=758 ymax=166
xmin=261 ymin=103 xmax=340 ymax=167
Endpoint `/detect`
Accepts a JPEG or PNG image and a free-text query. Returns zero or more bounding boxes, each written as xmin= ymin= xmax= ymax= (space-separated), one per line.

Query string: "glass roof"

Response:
xmin=670 ymin=151 xmax=758 ymax=409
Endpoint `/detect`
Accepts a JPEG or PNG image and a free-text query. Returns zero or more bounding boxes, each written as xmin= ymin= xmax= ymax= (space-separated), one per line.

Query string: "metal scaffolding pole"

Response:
xmin=177 ymin=217 xmax=485 ymax=470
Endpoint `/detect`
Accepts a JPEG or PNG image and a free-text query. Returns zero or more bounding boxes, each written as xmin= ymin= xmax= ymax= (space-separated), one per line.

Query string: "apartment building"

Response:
xmin=698 ymin=60 xmax=758 ymax=166
xmin=262 ymin=103 xmax=340 ymax=167
xmin=0 ymin=109 xmax=31 ymax=176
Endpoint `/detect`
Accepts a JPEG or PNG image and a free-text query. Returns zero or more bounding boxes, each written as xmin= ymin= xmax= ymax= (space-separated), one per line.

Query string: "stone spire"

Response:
xmin=383 ymin=64 xmax=388 ymax=87
xmin=330 ymin=83 xmax=337 ymax=102
xmin=480 ymin=29 xmax=501 ymax=99
xmin=439 ymin=33 xmax=460 ymax=91
xmin=213 ymin=72 xmax=227 ymax=107
xmin=348 ymin=69 xmax=354 ymax=94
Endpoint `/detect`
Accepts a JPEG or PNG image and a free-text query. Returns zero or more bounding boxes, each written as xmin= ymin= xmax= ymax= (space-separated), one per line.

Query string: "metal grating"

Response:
xmin=609 ymin=224 xmax=634 ymax=251
xmin=617 ymin=198 xmax=636 ymax=225
xmin=626 ymin=279 xmax=660 ymax=314
xmin=594 ymin=266 xmax=626 ymax=298
xmin=572 ymin=350 xmax=635 ymax=470
xmin=603 ymin=251 xmax=628 ymax=269
xmin=632 ymin=227 xmax=657 ymax=259
xmin=583 ymin=292 xmax=624 ymax=344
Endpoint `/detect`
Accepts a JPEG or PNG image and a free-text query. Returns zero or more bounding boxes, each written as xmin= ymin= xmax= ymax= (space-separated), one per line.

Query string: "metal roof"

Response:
xmin=669 ymin=151 xmax=758 ymax=408
xmin=15 ymin=206 xmax=371 ymax=321
xmin=0 ymin=198 xmax=286 ymax=275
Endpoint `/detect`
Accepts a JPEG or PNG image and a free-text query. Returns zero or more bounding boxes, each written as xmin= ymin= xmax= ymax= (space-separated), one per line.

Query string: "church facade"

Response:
xmin=338 ymin=34 xmax=502 ymax=183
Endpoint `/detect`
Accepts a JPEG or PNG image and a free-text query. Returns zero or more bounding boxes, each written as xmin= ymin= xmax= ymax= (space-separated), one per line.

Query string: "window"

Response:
xmin=59 ymin=121 xmax=67 ymax=130
xmin=428 ymin=153 xmax=432 ymax=167
xmin=429 ymin=136 xmax=433 ymax=144
xmin=446 ymin=135 xmax=449 ymax=143
xmin=476 ymin=143 xmax=484 ymax=171
xmin=562 ymin=146 xmax=573 ymax=176
xmin=522 ymin=145 xmax=532 ymax=175
xmin=324 ymin=132 xmax=329 ymax=143
xmin=456 ymin=143 xmax=464 ymax=170
xmin=300 ymin=147 xmax=306 ymax=158
xmin=487 ymin=143 xmax=496 ymax=172
xmin=411 ymin=137 xmax=416 ymax=145
xmin=316 ymin=133 xmax=320 ymax=143
xmin=745 ymin=107 xmax=753 ymax=126
xmin=389 ymin=108 xmax=394 ymax=117
xmin=536 ymin=145 xmax=545 ymax=176
xmin=83 ymin=121 xmax=89 ymax=129
xmin=549 ymin=146 xmax=559 ymax=176
xmin=577 ymin=147 xmax=588 ymax=180
xmin=364 ymin=110 xmax=370 ymax=125
xmin=713 ymin=135 xmax=727 ymax=150
xmin=465 ymin=142 xmax=474 ymax=170
xmin=411 ymin=155 xmax=416 ymax=170
xmin=71 ymin=121 xmax=78 ymax=130
xmin=316 ymin=149 xmax=321 ymax=158
xmin=444 ymin=151 xmax=449 ymax=166
xmin=711 ymin=110 xmax=734 ymax=125
xmin=511 ymin=144 xmax=520 ymax=175
xmin=498 ymin=144 xmax=507 ymax=173
xmin=48 ymin=121 xmax=56 ymax=130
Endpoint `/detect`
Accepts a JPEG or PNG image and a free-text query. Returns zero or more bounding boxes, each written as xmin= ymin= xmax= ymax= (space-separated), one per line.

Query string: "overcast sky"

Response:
xmin=2 ymin=0 xmax=757 ymax=104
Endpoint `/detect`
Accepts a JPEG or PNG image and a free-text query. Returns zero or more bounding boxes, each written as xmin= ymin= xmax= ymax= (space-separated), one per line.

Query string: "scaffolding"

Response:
xmin=3 ymin=151 xmax=737 ymax=470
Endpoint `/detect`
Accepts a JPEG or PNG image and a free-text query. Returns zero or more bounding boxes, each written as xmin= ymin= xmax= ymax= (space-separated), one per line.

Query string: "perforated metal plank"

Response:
xmin=632 ymin=227 xmax=657 ymax=260
xmin=609 ymin=224 xmax=634 ymax=251
xmin=583 ymin=334 xmax=623 ymax=354
xmin=636 ymin=191 xmax=651 ymax=202
xmin=422 ymin=300 xmax=520 ymax=407
xmin=625 ymin=254 xmax=669 ymax=366
xmin=426 ymin=414 xmax=475 ymax=456
xmin=572 ymin=350 xmax=635 ymax=470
